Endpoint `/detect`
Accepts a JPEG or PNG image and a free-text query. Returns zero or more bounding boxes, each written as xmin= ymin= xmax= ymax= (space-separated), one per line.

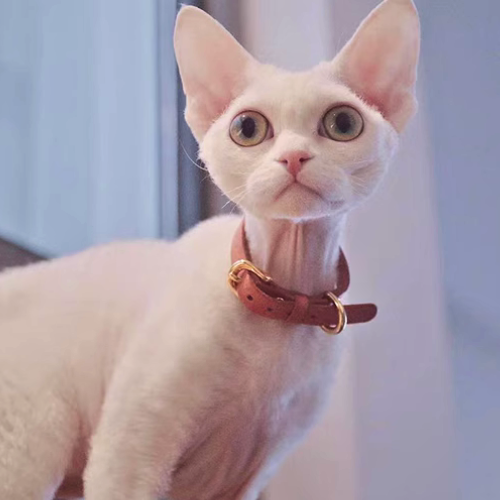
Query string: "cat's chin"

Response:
xmin=245 ymin=183 xmax=345 ymax=220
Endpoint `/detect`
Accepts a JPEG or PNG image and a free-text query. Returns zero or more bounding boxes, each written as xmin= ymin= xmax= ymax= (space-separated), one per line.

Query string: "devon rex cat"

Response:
xmin=0 ymin=1 xmax=420 ymax=499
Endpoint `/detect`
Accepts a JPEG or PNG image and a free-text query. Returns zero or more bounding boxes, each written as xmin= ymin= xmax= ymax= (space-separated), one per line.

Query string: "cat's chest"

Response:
xmin=170 ymin=360 xmax=332 ymax=500
xmin=169 ymin=317 xmax=339 ymax=500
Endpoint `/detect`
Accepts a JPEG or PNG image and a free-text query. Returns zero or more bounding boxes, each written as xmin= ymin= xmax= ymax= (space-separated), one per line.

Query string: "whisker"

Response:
xmin=222 ymin=189 xmax=245 ymax=210
xmin=223 ymin=184 xmax=247 ymax=197
xmin=226 ymin=190 xmax=246 ymax=213
xmin=179 ymin=141 xmax=208 ymax=172
xmin=222 ymin=198 xmax=236 ymax=210
xmin=229 ymin=201 xmax=242 ymax=215
xmin=201 ymin=173 xmax=212 ymax=184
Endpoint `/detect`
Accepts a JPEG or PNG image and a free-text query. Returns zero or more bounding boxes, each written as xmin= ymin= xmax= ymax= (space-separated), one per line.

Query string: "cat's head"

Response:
xmin=174 ymin=0 xmax=420 ymax=220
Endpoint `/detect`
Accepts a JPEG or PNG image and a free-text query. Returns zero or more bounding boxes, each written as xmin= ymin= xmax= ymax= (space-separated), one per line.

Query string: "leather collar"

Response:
xmin=228 ymin=221 xmax=377 ymax=334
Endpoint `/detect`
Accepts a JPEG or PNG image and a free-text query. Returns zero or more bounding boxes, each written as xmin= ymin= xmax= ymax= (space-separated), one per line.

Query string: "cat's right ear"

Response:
xmin=332 ymin=0 xmax=420 ymax=133
xmin=174 ymin=7 xmax=257 ymax=142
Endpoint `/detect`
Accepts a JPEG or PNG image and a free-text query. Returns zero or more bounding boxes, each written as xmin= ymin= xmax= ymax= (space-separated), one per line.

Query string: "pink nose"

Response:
xmin=277 ymin=150 xmax=313 ymax=177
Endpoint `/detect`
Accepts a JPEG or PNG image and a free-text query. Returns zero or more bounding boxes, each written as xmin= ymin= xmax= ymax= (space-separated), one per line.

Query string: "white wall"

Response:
xmin=419 ymin=0 xmax=500 ymax=497
xmin=345 ymin=96 xmax=457 ymax=500
xmin=420 ymin=0 xmax=500 ymax=330
xmin=0 ymin=0 xmax=166 ymax=255
xmin=240 ymin=1 xmax=457 ymax=499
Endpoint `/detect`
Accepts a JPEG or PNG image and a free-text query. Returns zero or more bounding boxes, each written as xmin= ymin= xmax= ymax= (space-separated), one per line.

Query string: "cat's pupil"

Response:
xmin=241 ymin=117 xmax=256 ymax=138
xmin=335 ymin=112 xmax=352 ymax=134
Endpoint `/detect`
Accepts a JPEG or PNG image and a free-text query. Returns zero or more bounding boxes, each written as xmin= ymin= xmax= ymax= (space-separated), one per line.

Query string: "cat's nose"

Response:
xmin=277 ymin=150 xmax=313 ymax=177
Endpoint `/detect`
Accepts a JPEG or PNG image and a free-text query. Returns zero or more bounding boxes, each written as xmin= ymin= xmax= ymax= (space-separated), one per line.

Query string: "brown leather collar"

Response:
xmin=228 ymin=221 xmax=377 ymax=334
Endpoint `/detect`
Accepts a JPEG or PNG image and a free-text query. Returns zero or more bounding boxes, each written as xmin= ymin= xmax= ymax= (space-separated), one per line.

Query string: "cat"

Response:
xmin=0 ymin=1 xmax=420 ymax=499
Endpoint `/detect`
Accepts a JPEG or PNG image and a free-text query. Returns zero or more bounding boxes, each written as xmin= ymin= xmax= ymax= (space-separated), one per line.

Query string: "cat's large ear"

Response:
xmin=174 ymin=7 xmax=257 ymax=142
xmin=333 ymin=0 xmax=420 ymax=132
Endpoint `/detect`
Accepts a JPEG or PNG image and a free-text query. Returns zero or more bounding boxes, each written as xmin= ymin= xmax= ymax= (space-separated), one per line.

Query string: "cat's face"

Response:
xmin=200 ymin=66 xmax=397 ymax=219
xmin=175 ymin=0 xmax=420 ymax=220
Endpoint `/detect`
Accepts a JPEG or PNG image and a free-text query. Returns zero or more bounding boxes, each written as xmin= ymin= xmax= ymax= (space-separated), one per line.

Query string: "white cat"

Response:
xmin=0 ymin=1 xmax=420 ymax=499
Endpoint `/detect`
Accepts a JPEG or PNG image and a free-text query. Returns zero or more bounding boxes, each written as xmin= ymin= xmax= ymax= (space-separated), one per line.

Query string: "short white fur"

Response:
xmin=0 ymin=1 xmax=420 ymax=499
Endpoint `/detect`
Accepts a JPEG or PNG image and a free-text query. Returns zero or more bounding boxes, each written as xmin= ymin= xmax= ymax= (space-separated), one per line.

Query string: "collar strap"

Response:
xmin=228 ymin=221 xmax=377 ymax=334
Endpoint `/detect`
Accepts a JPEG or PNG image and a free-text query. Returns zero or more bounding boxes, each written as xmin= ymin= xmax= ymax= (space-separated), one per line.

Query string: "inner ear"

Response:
xmin=332 ymin=0 xmax=420 ymax=132
xmin=174 ymin=6 xmax=257 ymax=142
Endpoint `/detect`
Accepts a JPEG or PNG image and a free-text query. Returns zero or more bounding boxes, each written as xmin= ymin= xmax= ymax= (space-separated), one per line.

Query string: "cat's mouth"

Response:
xmin=244 ymin=173 xmax=346 ymax=219
xmin=270 ymin=179 xmax=347 ymax=218
xmin=275 ymin=179 xmax=324 ymax=203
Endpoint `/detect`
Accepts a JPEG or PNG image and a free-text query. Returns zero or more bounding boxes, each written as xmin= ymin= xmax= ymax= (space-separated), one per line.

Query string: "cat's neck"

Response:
xmin=244 ymin=213 xmax=346 ymax=296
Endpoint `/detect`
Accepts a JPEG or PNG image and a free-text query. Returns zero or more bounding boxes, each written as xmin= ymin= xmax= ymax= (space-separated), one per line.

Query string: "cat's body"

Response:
xmin=0 ymin=1 xmax=420 ymax=498
xmin=0 ymin=215 xmax=340 ymax=500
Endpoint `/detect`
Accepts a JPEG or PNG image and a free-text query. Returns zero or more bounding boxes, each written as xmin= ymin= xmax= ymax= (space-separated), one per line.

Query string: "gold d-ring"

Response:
xmin=228 ymin=259 xmax=273 ymax=296
xmin=321 ymin=292 xmax=348 ymax=335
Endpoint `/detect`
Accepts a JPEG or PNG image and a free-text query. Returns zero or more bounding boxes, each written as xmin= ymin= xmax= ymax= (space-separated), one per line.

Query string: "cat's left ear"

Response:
xmin=333 ymin=0 xmax=420 ymax=132
xmin=174 ymin=7 xmax=257 ymax=142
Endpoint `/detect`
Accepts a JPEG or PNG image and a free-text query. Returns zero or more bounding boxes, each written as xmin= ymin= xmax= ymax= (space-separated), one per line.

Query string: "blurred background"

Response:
xmin=0 ymin=0 xmax=498 ymax=499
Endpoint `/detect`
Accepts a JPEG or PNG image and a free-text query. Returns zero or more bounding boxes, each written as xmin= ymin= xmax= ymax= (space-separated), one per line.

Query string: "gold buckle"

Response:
xmin=228 ymin=259 xmax=273 ymax=297
xmin=321 ymin=292 xmax=348 ymax=335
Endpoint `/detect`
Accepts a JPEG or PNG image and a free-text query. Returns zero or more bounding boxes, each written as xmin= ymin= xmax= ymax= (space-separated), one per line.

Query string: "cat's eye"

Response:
xmin=229 ymin=111 xmax=270 ymax=147
xmin=321 ymin=105 xmax=364 ymax=142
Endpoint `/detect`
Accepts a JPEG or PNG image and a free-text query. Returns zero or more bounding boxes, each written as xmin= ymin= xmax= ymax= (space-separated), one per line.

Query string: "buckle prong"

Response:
xmin=228 ymin=259 xmax=273 ymax=297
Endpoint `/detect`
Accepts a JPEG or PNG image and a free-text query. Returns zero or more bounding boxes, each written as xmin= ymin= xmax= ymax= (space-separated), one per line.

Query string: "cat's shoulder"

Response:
xmin=0 ymin=214 xmax=242 ymax=300
xmin=176 ymin=214 xmax=241 ymax=252
xmin=0 ymin=215 xmax=241 ymax=274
